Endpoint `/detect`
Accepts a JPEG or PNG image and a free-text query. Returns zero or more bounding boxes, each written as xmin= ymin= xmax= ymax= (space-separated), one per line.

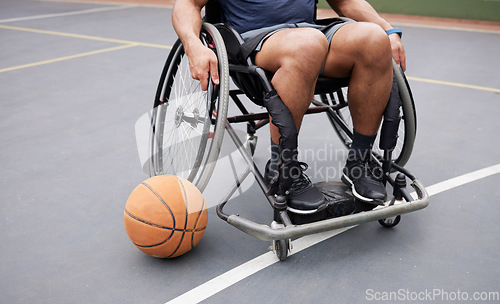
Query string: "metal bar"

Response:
xmin=227 ymin=106 xmax=335 ymax=124
xmin=225 ymin=179 xmax=429 ymax=241
xmin=227 ymin=112 xmax=268 ymax=123
xmin=216 ymin=166 xmax=252 ymax=221
xmin=391 ymin=162 xmax=417 ymax=180
xmin=230 ymin=90 xmax=252 ymax=116
xmin=312 ymin=96 xmax=353 ymax=144
xmin=223 ymin=121 xmax=277 ymax=208
xmin=228 ymin=64 xmax=274 ymax=93
xmin=311 ymin=97 xmax=347 ymax=110
xmin=254 ymin=119 xmax=270 ymax=131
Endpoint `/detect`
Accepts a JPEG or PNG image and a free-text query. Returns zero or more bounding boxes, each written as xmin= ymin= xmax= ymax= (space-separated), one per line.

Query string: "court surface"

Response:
xmin=1 ymin=1 xmax=499 ymax=303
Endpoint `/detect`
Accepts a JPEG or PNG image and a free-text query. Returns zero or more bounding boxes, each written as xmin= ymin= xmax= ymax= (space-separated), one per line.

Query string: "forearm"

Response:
xmin=328 ymin=0 xmax=393 ymax=31
xmin=171 ymin=0 xmax=219 ymax=89
xmin=172 ymin=0 xmax=206 ymax=57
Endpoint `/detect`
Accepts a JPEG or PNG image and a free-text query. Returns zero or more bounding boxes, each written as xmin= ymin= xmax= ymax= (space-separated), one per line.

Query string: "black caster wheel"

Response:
xmin=379 ymin=215 xmax=401 ymax=228
xmin=274 ymin=239 xmax=289 ymax=261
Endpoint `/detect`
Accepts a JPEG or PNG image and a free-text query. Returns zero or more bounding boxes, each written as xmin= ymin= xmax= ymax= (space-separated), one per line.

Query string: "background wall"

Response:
xmin=317 ymin=0 xmax=500 ymax=22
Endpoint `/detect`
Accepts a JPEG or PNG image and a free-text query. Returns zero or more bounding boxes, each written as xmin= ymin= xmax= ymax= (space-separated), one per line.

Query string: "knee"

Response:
xmin=352 ymin=23 xmax=392 ymax=68
xmin=281 ymin=29 xmax=329 ymax=76
xmin=293 ymin=28 xmax=329 ymax=56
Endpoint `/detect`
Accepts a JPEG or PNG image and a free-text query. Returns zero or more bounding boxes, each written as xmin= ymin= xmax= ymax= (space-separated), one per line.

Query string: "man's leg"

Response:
xmin=254 ymin=27 xmax=329 ymax=212
xmin=323 ymin=22 xmax=392 ymax=135
xmin=322 ymin=22 xmax=393 ymax=203
xmin=254 ymin=28 xmax=329 ymax=142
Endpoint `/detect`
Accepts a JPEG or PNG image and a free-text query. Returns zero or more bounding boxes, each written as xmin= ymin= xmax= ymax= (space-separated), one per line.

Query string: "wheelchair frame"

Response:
xmin=149 ymin=22 xmax=429 ymax=261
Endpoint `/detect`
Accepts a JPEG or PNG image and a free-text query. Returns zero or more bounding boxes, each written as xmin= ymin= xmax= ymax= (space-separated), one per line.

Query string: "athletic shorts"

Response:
xmin=240 ymin=17 xmax=355 ymax=52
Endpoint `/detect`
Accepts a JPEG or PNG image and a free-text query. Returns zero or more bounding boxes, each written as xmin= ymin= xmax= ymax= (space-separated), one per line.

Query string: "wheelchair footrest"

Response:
xmin=288 ymin=181 xmax=376 ymax=225
xmin=224 ymin=179 xmax=429 ymax=241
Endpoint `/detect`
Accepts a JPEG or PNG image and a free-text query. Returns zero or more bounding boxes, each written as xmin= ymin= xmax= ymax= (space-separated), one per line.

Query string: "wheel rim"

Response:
xmin=150 ymin=42 xmax=214 ymax=186
xmin=150 ymin=24 xmax=229 ymax=192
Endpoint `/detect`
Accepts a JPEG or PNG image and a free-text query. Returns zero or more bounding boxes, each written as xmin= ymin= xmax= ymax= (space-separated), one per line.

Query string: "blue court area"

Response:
xmin=1 ymin=1 xmax=499 ymax=303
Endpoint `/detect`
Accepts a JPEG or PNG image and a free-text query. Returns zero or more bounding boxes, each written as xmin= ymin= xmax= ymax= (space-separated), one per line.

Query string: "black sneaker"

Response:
xmin=341 ymin=157 xmax=387 ymax=204
xmin=265 ymin=160 xmax=327 ymax=214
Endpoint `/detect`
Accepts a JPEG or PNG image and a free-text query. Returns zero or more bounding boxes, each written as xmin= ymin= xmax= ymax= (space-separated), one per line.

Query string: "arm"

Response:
xmin=327 ymin=0 xmax=406 ymax=71
xmin=172 ymin=0 xmax=219 ymax=90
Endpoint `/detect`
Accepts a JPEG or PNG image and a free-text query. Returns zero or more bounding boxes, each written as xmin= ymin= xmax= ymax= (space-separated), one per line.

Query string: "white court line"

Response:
xmin=422 ymin=163 xmax=500 ymax=197
xmin=0 ymin=5 xmax=134 ymax=23
xmin=166 ymin=163 xmax=500 ymax=304
xmin=166 ymin=227 xmax=353 ymax=304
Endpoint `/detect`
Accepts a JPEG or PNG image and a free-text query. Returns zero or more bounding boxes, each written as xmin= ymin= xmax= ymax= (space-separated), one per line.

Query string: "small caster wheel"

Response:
xmin=379 ymin=215 xmax=401 ymax=228
xmin=274 ymin=239 xmax=289 ymax=261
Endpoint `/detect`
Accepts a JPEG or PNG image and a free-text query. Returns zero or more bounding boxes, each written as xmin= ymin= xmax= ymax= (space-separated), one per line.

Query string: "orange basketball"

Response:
xmin=124 ymin=175 xmax=207 ymax=258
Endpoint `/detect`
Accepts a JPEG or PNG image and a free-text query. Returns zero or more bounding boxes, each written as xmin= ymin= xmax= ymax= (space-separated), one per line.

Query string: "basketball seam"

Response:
xmin=125 ymin=209 xmax=205 ymax=233
xmin=166 ymin=177 xmax=189 ymax=258
xmin=141 ymin=182 xmax=176 ymax=226
xmin=191 ymin=197 xmax=206 ymax=250
xmin=125 ymin=209 xmax=175 ymax=230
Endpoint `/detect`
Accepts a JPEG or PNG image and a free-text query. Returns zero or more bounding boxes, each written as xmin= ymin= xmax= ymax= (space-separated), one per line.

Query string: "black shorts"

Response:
xmin=240 ymin=17 xmax=355 ymax=52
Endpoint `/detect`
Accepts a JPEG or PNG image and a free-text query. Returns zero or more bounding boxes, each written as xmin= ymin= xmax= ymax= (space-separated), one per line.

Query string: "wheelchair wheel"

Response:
xmin=149 ymin=23 xmax=229 ymax=192
xmin=274 ymin=239 xmax=289 ymax=261
xmin=378 ymin=215 xmax=401 ymax=228
xmin=321 ymin=61 xmax=416 ymax=167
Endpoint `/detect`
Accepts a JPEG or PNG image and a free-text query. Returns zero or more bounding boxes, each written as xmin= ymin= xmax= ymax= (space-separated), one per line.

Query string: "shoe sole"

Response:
xmin=341 ymin=174 xmax=385 ymax=206
xmin=287 ymin=203 xmax=328 ymax=215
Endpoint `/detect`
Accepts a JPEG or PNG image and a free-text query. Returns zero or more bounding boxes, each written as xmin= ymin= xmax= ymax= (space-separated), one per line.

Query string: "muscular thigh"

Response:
xmin=254 ymin=27 xmax=329 ymax=74
xmin=322 ymin=22 xmax=388 ymax=78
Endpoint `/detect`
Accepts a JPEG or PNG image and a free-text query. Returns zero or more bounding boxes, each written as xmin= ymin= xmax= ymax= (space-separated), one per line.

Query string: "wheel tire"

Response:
xmin=275 ymin=239 xmax=289 ymax=261
xmin=378 ymin=215 xmax=401 ymax=228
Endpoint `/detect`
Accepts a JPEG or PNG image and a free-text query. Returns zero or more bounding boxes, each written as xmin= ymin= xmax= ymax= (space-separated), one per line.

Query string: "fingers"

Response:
xmin=399 ymin=51 xmax=406 ymax=72
xmin=188 ymin=46 xmax=219 ymax=91
xmin=190 ymin=61 xmax=210 ymax=91
xmin=389 ymin=35 xmax=407 ymax=72
xmin=198 ymin=72 xmax=209 ymax=91
xmin=209 ymin=58 xmax=219 ymax=86
xmin=199 ymin=55 xmax=219 ymax=90
xmin=393 ymin=47 xmax=406 ymax=72
xmin=393 ymin=48 xmax=406 ymax=72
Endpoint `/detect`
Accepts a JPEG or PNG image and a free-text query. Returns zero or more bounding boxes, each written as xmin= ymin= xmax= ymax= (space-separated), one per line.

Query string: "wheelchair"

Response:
xmin=148 ymin=6 xmax=429 ymax=261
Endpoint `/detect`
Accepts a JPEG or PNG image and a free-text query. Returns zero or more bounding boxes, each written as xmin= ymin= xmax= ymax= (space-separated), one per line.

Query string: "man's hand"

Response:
xmin=186 ymin=44 xmax=220 ymax=91
xmin=389 ymin=34 xmax=406 ymax=71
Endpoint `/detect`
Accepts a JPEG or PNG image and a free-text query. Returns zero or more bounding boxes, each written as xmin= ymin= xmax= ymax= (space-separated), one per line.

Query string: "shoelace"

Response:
xmin=266 ymin=161 xmax=312 ymax=195
xmin=351 ymin=159 xmax=384 ymax=182
xmin=368 ymin=159 xmax=385 ymax=181
xmin=363 ymin=160 xmax=384 ymax=181
xmin=290 ymin=162 xmax=312 ymax=191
